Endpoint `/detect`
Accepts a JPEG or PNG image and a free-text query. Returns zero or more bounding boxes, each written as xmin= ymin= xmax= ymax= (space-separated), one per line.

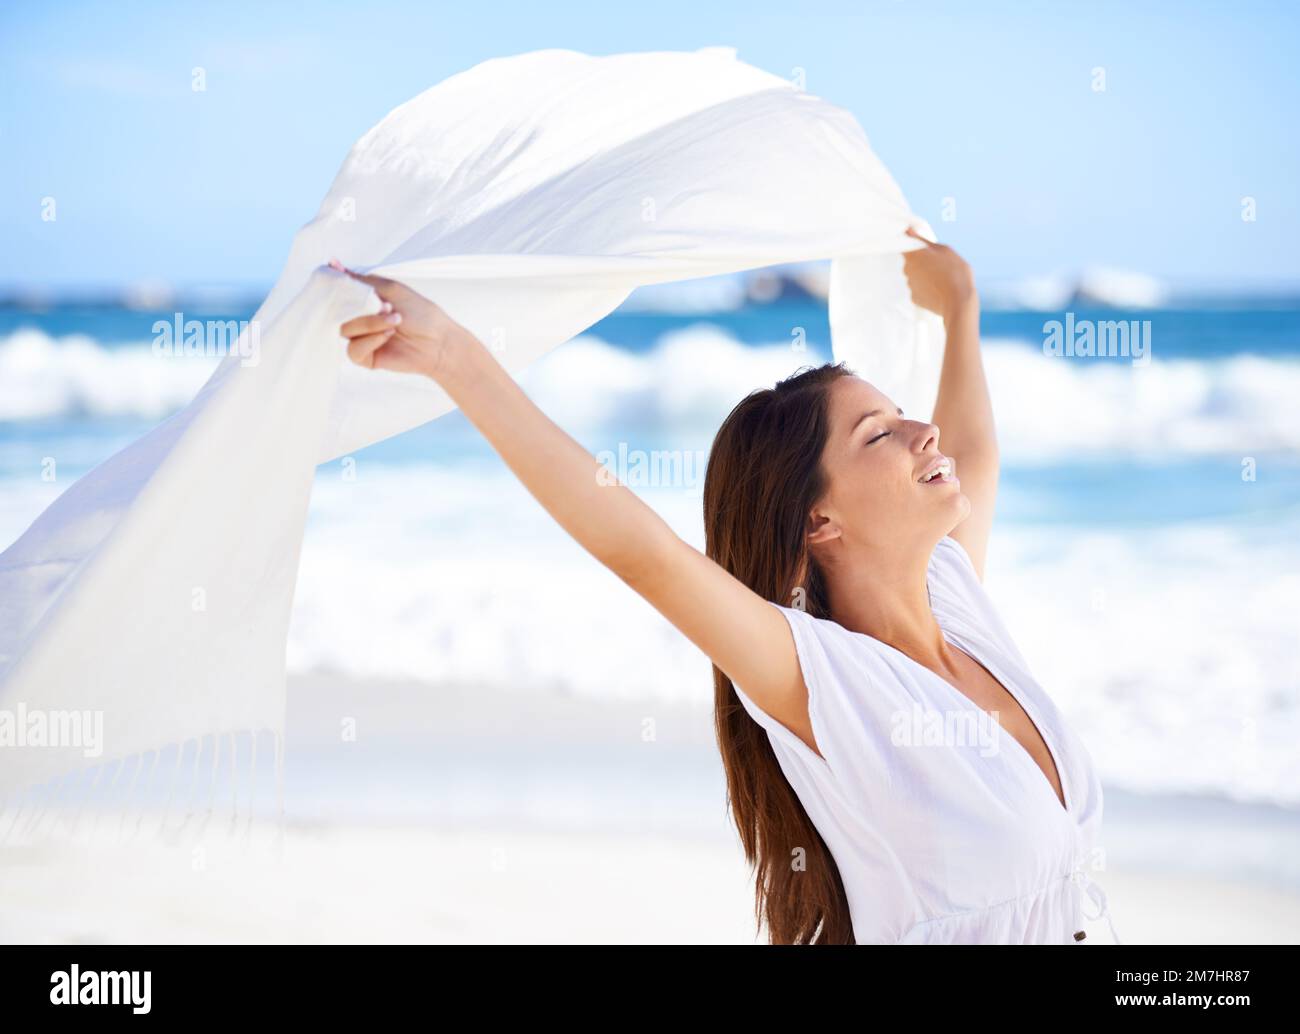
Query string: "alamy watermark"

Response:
xmin=0 ymin=703 xmax=104 ymax=757
xmin=152 ymin=313 xmax=261 ymax=367
xmin=890 ymin=703 xmax=1004 ymax=757
xmin=1042 ymin=312 xmax=1151 ymax=366
xmin=595 ymin=443 xmax=707 ymax=489
xmin=50 ymin=965 xmax=150 ymax=1013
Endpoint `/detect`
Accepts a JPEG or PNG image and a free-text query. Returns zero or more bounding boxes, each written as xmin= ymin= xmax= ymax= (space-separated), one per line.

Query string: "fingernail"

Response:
xmin=380 ymin=301 xmax=393 ymax=313
xmin=385 ymin=312 xmax=402 ymax=325
xmin=328 ymin=258 xmax=345 ymax=271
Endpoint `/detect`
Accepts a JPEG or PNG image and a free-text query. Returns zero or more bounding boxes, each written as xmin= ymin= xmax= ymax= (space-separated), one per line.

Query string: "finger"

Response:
xmin=345 ymin=329 xmax=396 ymax=368
xmin=340 ymin=311 xmax=402 ymax=338
xmin=326 ymin=258 xmax=401 ymax=296
xmin=348 ymin=270 xmax=394 ymax=291
xmin=907 ymin=225 xmax=948 ymax=251
xmin=345 ymin=268 xmax=399 ymax=296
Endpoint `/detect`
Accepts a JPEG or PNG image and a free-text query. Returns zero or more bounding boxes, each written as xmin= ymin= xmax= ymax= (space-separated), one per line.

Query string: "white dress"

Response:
xmin=733 ymin=535 xmax=1122 ymax=944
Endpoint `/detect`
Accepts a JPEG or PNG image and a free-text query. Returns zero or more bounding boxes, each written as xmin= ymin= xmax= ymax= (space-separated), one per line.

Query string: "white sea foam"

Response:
xmin=521 ymin=327 xmax=1300 ymax=458
xmin=0 ymin=327 xmax=218 ymax=420
xmin=4 ymin=325 xmax=1299 ymax=459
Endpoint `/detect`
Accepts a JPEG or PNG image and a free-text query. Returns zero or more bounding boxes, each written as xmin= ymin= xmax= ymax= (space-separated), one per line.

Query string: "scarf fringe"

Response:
xmin=0 ymin=727 xmax=286 ymax=858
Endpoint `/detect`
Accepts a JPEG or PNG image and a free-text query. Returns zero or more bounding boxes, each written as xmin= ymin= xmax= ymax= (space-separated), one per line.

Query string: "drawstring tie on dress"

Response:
xmin=1068 ymin=865 xmax=1122 ymax=944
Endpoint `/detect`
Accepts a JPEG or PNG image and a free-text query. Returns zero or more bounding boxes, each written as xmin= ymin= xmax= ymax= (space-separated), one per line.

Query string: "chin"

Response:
xmin=939 ymin=491 xmax=973 ymax=533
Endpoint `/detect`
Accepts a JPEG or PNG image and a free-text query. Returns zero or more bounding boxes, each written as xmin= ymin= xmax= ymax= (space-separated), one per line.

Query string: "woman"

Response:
xmin=330 ymin=230 xmax=1119 ymax=945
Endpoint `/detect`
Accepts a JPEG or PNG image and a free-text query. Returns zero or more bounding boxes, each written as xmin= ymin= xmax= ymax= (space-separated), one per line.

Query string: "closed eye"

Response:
xmin=853 ymin=406 xmax=904 ymax=445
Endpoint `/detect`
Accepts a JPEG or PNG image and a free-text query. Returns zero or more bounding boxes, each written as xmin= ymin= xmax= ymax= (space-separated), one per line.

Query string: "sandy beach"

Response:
xmin=2 ymin=673 xmax=1297 ymax=945
xmin=6 ymin=819 xmax=1299 ymax=945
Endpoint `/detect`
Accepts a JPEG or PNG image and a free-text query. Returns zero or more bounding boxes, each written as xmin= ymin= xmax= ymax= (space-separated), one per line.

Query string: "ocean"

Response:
xmin=2 ymin=296 xmax=1298 ymax=814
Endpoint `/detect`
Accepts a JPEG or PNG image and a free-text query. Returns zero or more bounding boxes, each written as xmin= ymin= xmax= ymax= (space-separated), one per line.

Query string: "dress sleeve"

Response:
xmin=928 ymin=534 xmax=980 ymax=591
xmin=732 ymin=601 xmax=899 ymax=797
xmin=730 ymin=602 xmax=836 ymax=777
xmin=927 ymin=535 xmax=1031 ymax=672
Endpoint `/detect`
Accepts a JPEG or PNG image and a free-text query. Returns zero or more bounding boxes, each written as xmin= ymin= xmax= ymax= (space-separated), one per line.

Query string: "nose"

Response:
xmin=914 ymin=420 xmax=941 ymax=453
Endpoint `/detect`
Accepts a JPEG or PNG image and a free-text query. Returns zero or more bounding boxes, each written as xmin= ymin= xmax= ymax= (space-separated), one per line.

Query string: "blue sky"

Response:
xmin=2 ymin=0 xmax=1297 ymax=293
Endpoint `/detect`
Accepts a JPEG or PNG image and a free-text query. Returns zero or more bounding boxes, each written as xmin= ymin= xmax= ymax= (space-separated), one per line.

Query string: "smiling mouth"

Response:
xmin=918 ymin=457 xmax=957 ymax=485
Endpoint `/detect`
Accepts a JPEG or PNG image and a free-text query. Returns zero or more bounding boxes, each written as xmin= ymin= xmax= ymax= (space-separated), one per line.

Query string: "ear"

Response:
xmin=805 ymin=506 xmax=841 ymax=547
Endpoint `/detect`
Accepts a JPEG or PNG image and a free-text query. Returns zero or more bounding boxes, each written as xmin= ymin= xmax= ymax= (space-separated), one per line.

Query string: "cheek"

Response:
xmin=836 ymin=454 xmax=896 ymax=519
xmin=828 ymin=449 xmax=907 ymax=525
xmin=859 ymin=448 xmax=905 ymax=495
xmin=872 ymin=460 xmax=919 ymax=520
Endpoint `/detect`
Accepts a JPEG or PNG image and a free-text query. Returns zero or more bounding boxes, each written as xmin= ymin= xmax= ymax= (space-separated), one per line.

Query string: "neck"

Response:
xmin=820 ymin=539 xmax=950 ymax=669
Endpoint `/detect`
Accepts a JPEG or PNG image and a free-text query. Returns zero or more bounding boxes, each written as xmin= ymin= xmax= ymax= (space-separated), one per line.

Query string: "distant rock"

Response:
xmin=1070 ymin=267 xmax=1167 ymax=309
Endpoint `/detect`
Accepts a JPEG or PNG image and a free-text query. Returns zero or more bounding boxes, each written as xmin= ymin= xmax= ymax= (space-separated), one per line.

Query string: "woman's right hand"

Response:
xmin=333 ymin=261 xmax=472 ymax=380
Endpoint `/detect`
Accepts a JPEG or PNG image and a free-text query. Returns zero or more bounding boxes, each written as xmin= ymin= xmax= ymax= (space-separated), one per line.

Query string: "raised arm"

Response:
xmin=333 ymin=266 xmax=823 ymax=759
xmin=902 ymin=229 xmax=999 ymax=581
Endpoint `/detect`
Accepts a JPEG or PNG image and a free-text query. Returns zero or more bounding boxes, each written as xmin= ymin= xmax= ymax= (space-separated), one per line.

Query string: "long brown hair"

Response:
xmin=703 ymin=360 xmax=856 ymax=944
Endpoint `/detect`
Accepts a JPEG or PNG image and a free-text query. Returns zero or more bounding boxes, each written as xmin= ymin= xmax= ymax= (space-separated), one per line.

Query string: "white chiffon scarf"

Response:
xmin=0 ymin=47 xmax=943 ymax=840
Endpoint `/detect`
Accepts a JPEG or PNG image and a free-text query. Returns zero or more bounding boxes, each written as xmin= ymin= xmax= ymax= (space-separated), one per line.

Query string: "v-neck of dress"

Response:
xmin=934 ymin=626 xmax=1072 ymax=817
xmin=852 ymin=618 xmax=1074 ymax=818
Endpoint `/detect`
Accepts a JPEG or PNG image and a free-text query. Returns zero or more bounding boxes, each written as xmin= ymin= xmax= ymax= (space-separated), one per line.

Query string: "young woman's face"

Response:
xmin=810 ymin=375 xmax=970 ymax=555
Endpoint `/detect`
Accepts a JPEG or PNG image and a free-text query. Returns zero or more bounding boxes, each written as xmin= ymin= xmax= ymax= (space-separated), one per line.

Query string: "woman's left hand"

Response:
xmin=902 ymin=226 xmax=977 ymax=321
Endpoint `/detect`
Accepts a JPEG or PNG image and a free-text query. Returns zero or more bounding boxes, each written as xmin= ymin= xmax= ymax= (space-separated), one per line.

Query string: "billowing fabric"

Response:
xmin=0 ymin=47 xmax=942 ymax=826
xmin=733 ymin=536 xmax=1122 ymax=944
